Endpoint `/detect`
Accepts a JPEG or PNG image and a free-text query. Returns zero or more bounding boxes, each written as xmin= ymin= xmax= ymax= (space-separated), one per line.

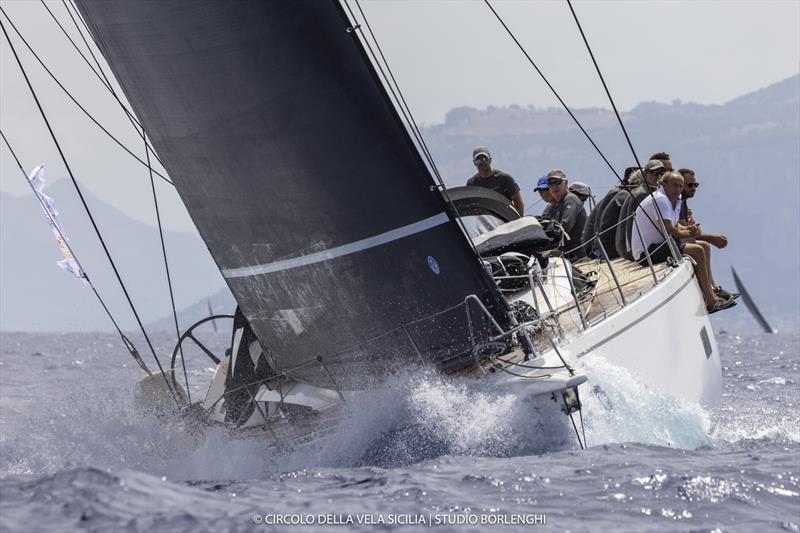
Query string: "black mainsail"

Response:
xmin=75 ymin=0 xmax=509 ymax=387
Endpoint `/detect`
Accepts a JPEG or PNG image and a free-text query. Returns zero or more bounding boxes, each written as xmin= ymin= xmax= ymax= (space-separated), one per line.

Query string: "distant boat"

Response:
xmin=731 ymin=267 xmax=775 ymax=334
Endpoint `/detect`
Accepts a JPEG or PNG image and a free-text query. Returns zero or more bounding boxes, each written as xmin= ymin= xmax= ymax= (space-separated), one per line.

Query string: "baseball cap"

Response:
xmin=627 ymin=169 xmax=642 ymax=186
xmin=644 ymin=160 xmax=665 ymax=172
xmin=472 ymin=146 xmax=491 ymax=159
xmin=546 ymin=169 xmax=567 ymax=182
xmin=534 ymin=176 xmax=549 ymax=191
xmin=569 ymin=181 xmax=590 ymax=196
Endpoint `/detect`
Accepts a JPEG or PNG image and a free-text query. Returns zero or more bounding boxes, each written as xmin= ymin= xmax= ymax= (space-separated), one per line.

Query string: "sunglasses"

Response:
xmin=473 ymin=155 xmax=490 ymax=165
xmin=686 ymin=182 xmax=700 ymax=189
xmin=547 ymin=180 xmax=564 ymax=187
xmin=652 ymin=168 xmax=667 ymax=176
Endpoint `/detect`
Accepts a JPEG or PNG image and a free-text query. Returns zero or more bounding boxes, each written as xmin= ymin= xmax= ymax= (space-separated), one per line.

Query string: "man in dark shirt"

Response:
xmin=581 ymin=166 xmax=637 ymax=258
xmin=614 ymin=160 xmax=666 ymax=260
xmin=596 ymin=169 xmax=642 ymax=259
xmin=546 ymin=170 xmax=587 ymax=260
xmin=466 ymin=146 xmax=524 ymax=216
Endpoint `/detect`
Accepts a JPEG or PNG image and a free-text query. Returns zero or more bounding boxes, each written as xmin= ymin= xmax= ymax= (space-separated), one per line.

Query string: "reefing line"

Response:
xmin=222 ymin=212 xmax=449 ymax=278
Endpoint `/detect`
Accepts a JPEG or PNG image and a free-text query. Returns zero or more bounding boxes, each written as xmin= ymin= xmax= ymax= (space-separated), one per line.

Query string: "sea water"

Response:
xmin=0 ymin=326 xmax=797 ymax=532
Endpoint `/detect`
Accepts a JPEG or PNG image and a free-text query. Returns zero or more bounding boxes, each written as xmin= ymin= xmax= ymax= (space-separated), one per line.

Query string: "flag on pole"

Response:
xmin=27 ymin=164 xmax=89 ymax=286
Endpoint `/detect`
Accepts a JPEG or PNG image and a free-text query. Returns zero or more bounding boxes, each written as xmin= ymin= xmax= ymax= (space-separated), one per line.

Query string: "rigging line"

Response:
xmin=565 ymin=0 xmax=680 ymax=260
xmin=484 ymin=1 xmax=669 ymax=247
xmin=66 ymin=0 xmax=91 ymax=32
xmin=341 ymin=1 xmax=439 ymax=178
xmin=46 ymin=0 xmax=164 ymax=168
xmin=342 ymin=1 xmax=487 ymax=264
xmin=60 ymin=0 xmax=117 ymax=100
xmin=483 ymin=0 xmax=621 ymax=182
xmin=353 ymin=0 xmax=441 ymax=181
xmin=1 ymin=19 xmax=179 ymax=402
xmin=42 ymin=0 xmax=152 ymax=150
xmin=0 ymin=129 xmax=152 ymax=376
xmin=61 ymin=0 xmax=166 ymax=169
xmin=57 ymin=2 xmax=141 ymax=130
xmin=565 ymin=0 xmax=643 ymax=176
xmin=142 ymin=127 xmax=191 ymax=403
xmin=0 ymin=6 xmax=173 ymax=185
xmin=39 ymin=0 xmax=114 ymax=93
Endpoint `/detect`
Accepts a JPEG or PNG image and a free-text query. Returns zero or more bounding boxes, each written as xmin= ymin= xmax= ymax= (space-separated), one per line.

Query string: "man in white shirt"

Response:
xmin=632 ymin=171 xmax=734 ymax=314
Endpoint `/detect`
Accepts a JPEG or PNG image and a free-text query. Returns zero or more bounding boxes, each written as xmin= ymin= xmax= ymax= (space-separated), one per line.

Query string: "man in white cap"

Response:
xmin=466 ymin=146 xmax=525 ymax=216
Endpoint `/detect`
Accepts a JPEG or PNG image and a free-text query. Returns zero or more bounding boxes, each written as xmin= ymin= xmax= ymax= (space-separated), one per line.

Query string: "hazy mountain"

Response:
xmin=2 ymin=75 xmax=797 ymax=332
xmin=424 ymin=74 xmax=800 ymax=320
xmin=0 ymin=179 xmax=228 ymax=331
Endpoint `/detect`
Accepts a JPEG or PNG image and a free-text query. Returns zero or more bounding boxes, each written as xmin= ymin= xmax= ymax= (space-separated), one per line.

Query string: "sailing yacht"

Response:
xmin=67 ymin=0 xmax=721 ymax=448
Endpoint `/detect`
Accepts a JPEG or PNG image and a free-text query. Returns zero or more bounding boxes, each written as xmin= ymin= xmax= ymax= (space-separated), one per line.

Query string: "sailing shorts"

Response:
xmin=637 ymin=238 xmax=684 ymax=266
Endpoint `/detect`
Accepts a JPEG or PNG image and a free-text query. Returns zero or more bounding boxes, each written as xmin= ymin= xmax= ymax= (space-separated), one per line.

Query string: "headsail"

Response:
xmin=75 ymin=0 xmax=508 ymax=387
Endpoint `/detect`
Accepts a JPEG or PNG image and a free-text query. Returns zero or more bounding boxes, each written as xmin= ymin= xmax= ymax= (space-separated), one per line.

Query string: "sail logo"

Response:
xmin=427 ymin=256 xmax=440 ymax=275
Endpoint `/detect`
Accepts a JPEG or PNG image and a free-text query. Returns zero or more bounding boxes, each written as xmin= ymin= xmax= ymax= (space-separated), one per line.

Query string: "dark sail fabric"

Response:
xmin=76 ymin=0 xmax=508 ymax=388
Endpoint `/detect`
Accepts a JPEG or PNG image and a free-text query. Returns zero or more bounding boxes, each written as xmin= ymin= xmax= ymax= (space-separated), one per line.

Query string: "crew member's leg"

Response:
xmin=682 ymin=243 xmax=716 ymax=306
xmin=697 ymin=240 xmax=718 ymax=288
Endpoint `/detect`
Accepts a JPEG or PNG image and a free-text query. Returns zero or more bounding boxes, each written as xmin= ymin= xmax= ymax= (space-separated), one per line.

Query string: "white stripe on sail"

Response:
xmin=222 ymin=212 xmax=450 ymax=278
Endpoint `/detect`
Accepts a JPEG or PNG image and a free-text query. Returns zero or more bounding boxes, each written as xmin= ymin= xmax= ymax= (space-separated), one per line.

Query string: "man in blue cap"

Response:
xmin=534 ymin=175 xmax=555 ymax=216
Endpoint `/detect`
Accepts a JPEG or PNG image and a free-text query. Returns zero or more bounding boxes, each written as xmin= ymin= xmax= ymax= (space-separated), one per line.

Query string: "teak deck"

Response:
xmin=455 ymin=257 xmax=672 ymax=378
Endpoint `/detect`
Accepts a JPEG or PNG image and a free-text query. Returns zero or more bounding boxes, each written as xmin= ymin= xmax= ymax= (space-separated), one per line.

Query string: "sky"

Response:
xmin=1 ymin=0 xmax=799 ymax=232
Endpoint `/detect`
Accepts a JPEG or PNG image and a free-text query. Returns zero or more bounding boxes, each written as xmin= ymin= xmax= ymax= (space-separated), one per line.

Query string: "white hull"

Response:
xmin=182 ymin=258 xmax=720 ymax=448
xmin=499 ymin=261 xmax=722 ymax=408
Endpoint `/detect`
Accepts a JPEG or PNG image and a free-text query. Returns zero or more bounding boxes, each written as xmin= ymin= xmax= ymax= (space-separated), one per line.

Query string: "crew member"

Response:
xmin=632 ymin=171 xmax=735 ymax=314
xmin=678 ymin=168 xmax=738 ymax=301
xmin=595 ymin=169 xmax=642 ymax=259
xmin=546 ymin=169 xmax=587 ymax=260
xmin=580 ymin=167 xmax=637 ymax=257
xmin=466 ymin=146 xmax=524 ymax=216
xmin=614 ymin=160 xmax=667 ymax=260
xmin=534 ymin=175 xmax=554 ymax=216
xmin=569 ymin=181 xmax=592 ymax=206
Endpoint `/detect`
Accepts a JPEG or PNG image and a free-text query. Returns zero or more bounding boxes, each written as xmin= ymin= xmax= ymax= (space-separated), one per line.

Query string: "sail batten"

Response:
xmin=76 ymin=0 xmax=508 ymax=387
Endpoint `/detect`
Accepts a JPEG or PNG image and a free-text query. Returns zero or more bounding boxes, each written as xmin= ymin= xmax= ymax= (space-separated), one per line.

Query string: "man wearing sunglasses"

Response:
xmin=632 ymin=171 xmax=734 ymax=314
xmin=614 ymin=159 xmax=668 ymax=260
xmin=544 ymin=169 xmax=587 ymax=260
xmin=678 ymin=168 xmax=738 ymax=301
xmin=466 ymin=146 xmax=525 ymax=217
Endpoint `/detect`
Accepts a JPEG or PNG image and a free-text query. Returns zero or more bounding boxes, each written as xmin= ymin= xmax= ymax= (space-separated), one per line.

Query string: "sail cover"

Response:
xmin=76 ymin=0 xmax=508 ymax=387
